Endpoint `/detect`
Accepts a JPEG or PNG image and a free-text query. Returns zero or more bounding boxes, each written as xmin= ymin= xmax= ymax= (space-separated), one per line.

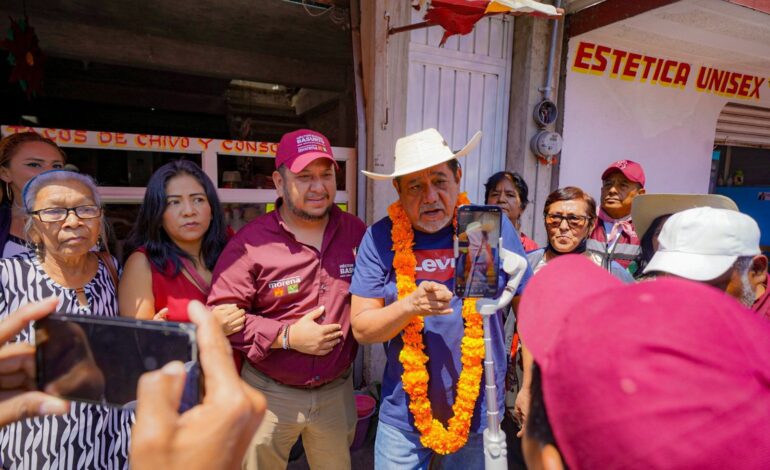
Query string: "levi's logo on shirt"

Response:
xmin=414 ymin=249 xmax=455 ymax=282
xmin=269 ymin=276 xmax=301 ymax=297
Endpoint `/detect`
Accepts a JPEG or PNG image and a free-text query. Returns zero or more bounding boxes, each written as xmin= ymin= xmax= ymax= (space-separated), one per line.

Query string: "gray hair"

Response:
xmin=23 ymin=170 xmax=105 ymax=247
xmin=733 ymin=256 xmax=753 ymax=276
xmin=23 ymin=170 xmax=101 ymax=211
xmin=734 ymin=256 xmax=756 ymax=307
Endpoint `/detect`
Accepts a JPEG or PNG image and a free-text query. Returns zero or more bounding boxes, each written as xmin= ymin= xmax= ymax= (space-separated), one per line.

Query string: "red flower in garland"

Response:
xmin=0 ymin=16 xmax=45 ymax=99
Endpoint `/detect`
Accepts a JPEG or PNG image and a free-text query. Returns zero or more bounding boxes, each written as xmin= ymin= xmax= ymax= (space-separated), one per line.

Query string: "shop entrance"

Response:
xmin=712 ymin=102 xmax=770 ymax=250
xmin=0 ymin=125 xmax=356 ymax=260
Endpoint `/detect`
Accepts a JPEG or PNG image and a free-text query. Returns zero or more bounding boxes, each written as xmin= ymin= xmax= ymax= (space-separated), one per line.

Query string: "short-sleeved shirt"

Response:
xmin=1 ymin=234 xmax=29 ymax=258
xmin=0 ymin=252 xmax=133 ymax=469
xmin=208 ymin=201 xmax=367 ymax=387
xmin=349 ymin=215 xmax=532 ymax=434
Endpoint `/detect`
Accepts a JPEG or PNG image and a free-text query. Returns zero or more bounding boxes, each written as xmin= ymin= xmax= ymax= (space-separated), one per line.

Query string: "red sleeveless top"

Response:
xmin=135 ymin=246 xmax=243 ymax=370
xmin=136 ymin=246 xmax=205 ymax=322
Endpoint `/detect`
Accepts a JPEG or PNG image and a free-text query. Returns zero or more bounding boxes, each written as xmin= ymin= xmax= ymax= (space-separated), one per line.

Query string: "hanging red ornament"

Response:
xmin=0 ymin=15 xmax=45 ymax=99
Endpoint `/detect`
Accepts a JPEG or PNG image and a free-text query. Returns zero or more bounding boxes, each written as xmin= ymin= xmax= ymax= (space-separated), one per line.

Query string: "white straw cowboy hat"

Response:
xmin=361 ymin=128 xmax=482 ymax=180
xmin=631 ymin=193 xmax=738 ymax=240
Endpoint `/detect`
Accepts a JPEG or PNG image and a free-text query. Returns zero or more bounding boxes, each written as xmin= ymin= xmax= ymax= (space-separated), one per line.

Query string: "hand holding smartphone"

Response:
xmin=35 ymin=315 xmax=200 ymax=409
xmin=454 ymin=205 xmax=502 ymax=298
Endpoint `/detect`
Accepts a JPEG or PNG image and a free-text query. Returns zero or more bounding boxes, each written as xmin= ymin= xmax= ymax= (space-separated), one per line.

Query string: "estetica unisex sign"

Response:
xmin=571 ymin=41 xmax=767 ymax=101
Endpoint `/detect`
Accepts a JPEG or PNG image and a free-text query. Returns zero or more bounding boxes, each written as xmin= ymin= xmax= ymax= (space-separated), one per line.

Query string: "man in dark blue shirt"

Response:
xmin=350 ymin=128 xmax=531 ymax=469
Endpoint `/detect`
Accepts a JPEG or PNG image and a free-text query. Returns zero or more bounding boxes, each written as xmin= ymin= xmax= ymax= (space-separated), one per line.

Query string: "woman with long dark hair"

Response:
xmin=119 ymin=160 xmax=245 ymax=334
xmin=0 ymin=132 xmax=66 ymax=257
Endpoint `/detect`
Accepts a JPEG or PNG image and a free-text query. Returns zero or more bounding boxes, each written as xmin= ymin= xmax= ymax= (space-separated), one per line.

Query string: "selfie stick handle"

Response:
xmin=475 ymin=243 xmax=528 ymax=470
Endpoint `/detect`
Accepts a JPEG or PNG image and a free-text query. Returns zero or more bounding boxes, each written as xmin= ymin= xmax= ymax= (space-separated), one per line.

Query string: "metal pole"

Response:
xmin=542 ymin=0 xmax=563 ymax=100
xmin=476 ymin=245 xmax=528 ymax=470
xmin=349 ymin=0 xmax=367 ymax=388
xmin=481 ymin=314 xmax=507 ymax=470
xmin=482 ymin=314 xmax=501 ymax=435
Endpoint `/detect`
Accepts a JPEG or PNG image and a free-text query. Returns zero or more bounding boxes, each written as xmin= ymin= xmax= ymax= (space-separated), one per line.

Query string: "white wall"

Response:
xmin=559 ymin=1 xmax=770 ymax=198
xmin=561 ymin=51 xmax=724 ymax=196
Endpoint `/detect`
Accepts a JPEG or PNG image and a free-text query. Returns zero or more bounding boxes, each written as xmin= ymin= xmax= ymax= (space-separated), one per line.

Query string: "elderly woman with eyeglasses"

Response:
xmin=0 ymin=170 xmax=131 ymax=469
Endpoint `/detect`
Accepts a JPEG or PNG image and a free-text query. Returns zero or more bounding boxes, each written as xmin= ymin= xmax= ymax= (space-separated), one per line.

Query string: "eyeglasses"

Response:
xmin=29 ymin=205 xmax=101 ymax=222
xmin=545 ymin=213 xmax=591 ymax=229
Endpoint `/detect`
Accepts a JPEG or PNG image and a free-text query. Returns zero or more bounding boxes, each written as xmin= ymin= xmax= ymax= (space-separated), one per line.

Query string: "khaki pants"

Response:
xmin=241 ymin=363 xmax=356 ymax=470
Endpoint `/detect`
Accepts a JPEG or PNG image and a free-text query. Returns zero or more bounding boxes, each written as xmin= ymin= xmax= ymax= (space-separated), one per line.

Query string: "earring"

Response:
xmin=4 ymin=184 xmax=11 ymax=203
xmin=97 ymin=236 xmax=104 ymax=252
xmin=34 ymin=242 xmax=43 ymax=259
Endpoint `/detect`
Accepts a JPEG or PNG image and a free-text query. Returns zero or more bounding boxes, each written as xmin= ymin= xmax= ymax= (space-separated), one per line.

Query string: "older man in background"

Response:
xmin=588 ymin=160 xmax=646 ymax=270
xmin=517 ymin=255 xmax=770 ymax=469
xmin=644 ymin=206 xmax=768 ymax=313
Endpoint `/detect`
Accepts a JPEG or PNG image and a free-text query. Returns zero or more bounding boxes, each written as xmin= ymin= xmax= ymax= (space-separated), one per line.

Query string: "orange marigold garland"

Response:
xmin=388 ymin=192 xmax=485 ymax=454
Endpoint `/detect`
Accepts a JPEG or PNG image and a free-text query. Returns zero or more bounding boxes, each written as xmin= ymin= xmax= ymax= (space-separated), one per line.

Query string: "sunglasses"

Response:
xmin=544 ymin=213 xmax=591 ymax=230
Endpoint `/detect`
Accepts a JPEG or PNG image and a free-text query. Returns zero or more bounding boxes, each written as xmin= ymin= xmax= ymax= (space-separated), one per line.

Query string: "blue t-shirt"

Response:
xmin=350 ymin=216 xmax=532 ymax=434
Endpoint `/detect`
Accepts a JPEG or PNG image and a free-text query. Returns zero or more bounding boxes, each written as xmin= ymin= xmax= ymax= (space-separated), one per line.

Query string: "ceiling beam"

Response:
xmin=2 ymin=11 xmax=347 ymax=91
xmin=292 ymin=88 xmax=340 ymax=115
xmin=226 ymin=104 xmax=301 ymax=119
xmin=566 ymin=0 xmax=681 ymax=38
xmin=43 ymin=77 xmax=228 ymax=115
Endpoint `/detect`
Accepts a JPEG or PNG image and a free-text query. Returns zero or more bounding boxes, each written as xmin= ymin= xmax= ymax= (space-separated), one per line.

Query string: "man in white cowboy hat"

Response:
xmin=350 ymin=128 xmax=532 ymax=468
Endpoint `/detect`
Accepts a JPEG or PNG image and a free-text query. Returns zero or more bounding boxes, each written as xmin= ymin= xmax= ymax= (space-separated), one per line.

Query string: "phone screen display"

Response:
xmin=454 ymin=205 xmax=502 ymax=298
xmin=35 ymin=315 xmax=199 ymax=408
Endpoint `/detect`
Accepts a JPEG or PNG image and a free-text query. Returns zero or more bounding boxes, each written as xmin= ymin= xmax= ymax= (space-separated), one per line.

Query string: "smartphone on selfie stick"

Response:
xmin=454 ymin=205 xmax=502 ymax=299
xmin=35 ymin=315 xmax=201 ymax=410
xmin=453 ymin=204 xmax=529 ymax=470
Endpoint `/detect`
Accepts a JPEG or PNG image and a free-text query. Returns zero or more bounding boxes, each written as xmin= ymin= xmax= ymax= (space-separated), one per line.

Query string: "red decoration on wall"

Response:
xmin=0 ymin=16 xmax=45 ymax=98
xmin=424 ymin=0 xmax=489 ymax=46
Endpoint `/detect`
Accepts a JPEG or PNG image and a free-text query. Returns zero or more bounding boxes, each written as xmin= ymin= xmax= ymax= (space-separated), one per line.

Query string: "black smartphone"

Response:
xmin=35 ymin=315 xmax=200 ymax=409
xmin=454 ymin=204 xmax=502 ymax=298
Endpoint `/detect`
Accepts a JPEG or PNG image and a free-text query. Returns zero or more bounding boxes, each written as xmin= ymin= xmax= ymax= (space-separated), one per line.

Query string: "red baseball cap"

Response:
xmin=601 ymin=159 xmax=645 ymax=187
xmin=518 ymin=255 xmax=770 ymax=469
xmin=275 ymin=129 xmax=339 ymax=173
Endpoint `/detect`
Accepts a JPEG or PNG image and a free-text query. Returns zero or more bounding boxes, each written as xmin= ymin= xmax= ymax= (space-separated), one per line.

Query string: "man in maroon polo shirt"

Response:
xmin=208 ymin=129 xmax=366 ymax=470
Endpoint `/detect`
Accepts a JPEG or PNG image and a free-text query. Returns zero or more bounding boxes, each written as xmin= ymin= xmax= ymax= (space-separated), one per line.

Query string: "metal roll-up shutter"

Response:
xmin=715 ymin=103 xmax=770 ymax=149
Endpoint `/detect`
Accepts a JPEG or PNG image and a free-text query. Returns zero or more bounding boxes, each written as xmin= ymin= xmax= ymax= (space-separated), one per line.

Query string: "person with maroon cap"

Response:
xmin=588 ymin=159 xmax=646 ymax=270
xmin=517 ymin=255 xmax=770 ymax=470
xmin=207 ymin=129 xmax=366 ymax=470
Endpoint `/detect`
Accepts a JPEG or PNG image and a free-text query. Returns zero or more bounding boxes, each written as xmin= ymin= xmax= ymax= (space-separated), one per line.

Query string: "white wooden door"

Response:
xmin=406 ymin=11 xmax=514 ymax=203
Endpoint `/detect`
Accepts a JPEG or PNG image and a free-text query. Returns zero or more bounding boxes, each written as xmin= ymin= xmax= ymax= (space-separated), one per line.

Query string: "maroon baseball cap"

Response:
xmin=275 ymin=129 xmax=339 ymax=173
xmin=601 ymin=159 xmax=645 ymax=187
xmin=518 ymin=255 xmax=770 ymax=469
